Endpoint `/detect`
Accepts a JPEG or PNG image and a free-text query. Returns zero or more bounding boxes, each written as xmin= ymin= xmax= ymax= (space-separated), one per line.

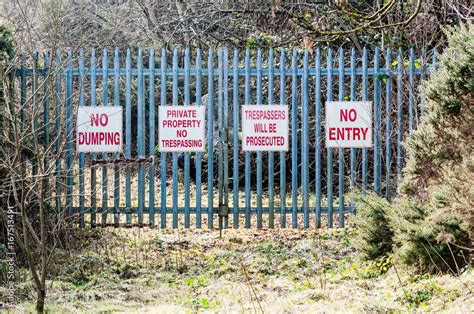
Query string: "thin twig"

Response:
xmin=239 ymin=256 xmax=264 ymax=313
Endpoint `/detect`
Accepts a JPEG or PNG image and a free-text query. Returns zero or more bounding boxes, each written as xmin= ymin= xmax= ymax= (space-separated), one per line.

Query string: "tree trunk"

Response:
xmin=36 ymin=288 xmax=45 ymax=313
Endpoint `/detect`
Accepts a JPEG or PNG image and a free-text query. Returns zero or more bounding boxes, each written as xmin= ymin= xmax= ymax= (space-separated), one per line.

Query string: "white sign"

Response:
xmin=76 ymin=106 xmax=123 ymax=153
xmin=241 ymin=105 xmax=289 ymax=151
xmin=325 ymin=101 xmax=372 ymax=148
xmin=158 ymin=106 xmax=206 ymax=152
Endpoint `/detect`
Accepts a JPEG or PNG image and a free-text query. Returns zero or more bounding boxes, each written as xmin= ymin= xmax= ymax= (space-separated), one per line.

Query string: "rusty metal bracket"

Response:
xmin=88 ymin=157 xmax=154 ymax=166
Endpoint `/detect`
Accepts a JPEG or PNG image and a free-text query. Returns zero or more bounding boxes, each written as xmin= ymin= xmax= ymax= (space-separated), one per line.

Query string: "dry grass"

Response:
xmin=2 ymin=226 xmax=472 ymax=313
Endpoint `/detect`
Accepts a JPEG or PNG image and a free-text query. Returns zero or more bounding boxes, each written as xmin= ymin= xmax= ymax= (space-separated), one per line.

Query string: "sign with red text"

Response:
xmin=325 ymin=101 xmax=372 ymax=148
xmin=241 ymin=105 xmax=289 ymax=151
xmin=158 ymin=106 xmax=206 ymax=152
xmin=76 ymin=106 xmax=123 ymax=153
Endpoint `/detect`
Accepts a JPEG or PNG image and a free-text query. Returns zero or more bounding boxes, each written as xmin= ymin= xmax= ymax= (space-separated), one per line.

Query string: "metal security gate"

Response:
xmin=9 ymin=47 xmax=436 ymax=229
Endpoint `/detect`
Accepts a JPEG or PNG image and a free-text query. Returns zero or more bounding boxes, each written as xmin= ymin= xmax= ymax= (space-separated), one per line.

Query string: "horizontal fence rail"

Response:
xmin=8 ymin=47 xmax=436 ymax=229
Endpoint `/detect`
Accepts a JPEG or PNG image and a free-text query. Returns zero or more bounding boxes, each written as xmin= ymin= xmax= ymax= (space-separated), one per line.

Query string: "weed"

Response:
xmin=400 ymin=286 xmax=436 ymax=309
xmin=399 ymin=278 xmax=443 ymax=309
xmin=259 ymin=265 xmax=277 ymax=276
xmin=154 ymin=236 xmax=164 ymax=250
xmin=308 ymin=292 xmax=328 ymax=302
xmin=255 ymin=242 xmax=288 ymax=258
xmin=294 ymin=279 xmax=315 ymax=291
xmin=185 ymin=276 xmax=211 ymax=289
xmin=296 ymin=259 xmax=308 ymax=268
xmin=184 ymin=296 xmax=214 ymax=310
xmin=357 ymin=256 xmax=394 ymax=279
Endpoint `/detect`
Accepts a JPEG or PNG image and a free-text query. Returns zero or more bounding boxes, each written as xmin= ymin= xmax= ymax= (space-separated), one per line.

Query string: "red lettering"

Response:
xmin=244 ymin=136 xmax=285 ymax=147
xmin=361 ymin=128 xmax=368 ymax=140
xmin=92 ymin=132 xmax=98 ymax=144
xmin=177 ymin=130 xmax=188 ymax=137
xmin=269 ymin=123 xmax=276 ymax=133
xmin=344 ymin=127 xmax=352 ymax=140
xmin=353 ymin=128 xmax=361 ymax=140
xmin=340 ymin=109 xmax=348 ymax=122
xmin=90 ymin=114 xmax=100 ymax=126
xmin=327 ymin=127 xmax=369 ymax=142
xmin=337 ymin=128 xmax=344 ymax=140
xmin=340 ymin=109 xmax=357 ymax=122
xmin=162 ymin=119 xmax=202 ymax=128
xmin=100 ymin=113 xmax=108 ymax=126
xmin=90 ymin=113 xmax=109 ymax=126
xmin=349 ymin=109 xmax=357 ymax=121
xmin=244 ymin=109 xmax=287 ymax=120
xmin=166 ymin=109 xmax=197 ymax=118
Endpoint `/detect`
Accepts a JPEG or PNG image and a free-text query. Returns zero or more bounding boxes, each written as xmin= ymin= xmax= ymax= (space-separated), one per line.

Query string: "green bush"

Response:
xmin=352 ymin=192 xmax=393 ymax=260
xmin=389 ymin=200 xmax=470 ymax=273
xmin=353 ymin=24 xmax=473 ymax=273
xmin=395 ymin=24 xmax=473 ymax=272
xmin=0 ymin=24 xmax=14 ymax=61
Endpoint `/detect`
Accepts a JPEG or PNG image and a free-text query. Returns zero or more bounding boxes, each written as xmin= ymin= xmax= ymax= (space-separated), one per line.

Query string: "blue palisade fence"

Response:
xmin=13 ymin=47 xmax=434 ymax=229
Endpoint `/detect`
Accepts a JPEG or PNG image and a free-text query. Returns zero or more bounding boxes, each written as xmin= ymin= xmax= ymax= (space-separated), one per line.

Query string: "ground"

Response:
xmin=2 ymin=226 xmax=473 ymax=313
